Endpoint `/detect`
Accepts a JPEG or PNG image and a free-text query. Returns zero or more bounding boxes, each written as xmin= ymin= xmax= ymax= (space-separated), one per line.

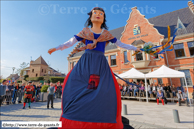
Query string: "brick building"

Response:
xmin=22 ymin=56 xmax=65 ymax=78
xmin=67 ymin=1 xmax=194 ymax=94
xmin=6 ymin=74 xmax=20 ymax=81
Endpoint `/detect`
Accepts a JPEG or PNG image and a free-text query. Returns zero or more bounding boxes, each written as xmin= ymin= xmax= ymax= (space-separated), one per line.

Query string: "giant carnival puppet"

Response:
xmin=22 ymin=81 xmax=34 ymax=109
xmin=48 ymin=7 xmax=141 ymax=129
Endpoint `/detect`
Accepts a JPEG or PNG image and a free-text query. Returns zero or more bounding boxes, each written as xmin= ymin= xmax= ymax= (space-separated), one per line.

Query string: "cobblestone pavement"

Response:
xmin=122 ymin=100 xmax=194 ymax=129
xmin=0 ymin=99 xmax=193 ymax=129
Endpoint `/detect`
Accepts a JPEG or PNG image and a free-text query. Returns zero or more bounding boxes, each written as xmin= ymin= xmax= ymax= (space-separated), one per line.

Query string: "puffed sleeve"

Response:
xmin=109 ymin=38 xmax=137 ymax=51
xmin=74 ymin=35 xmax=83 ymax=41
xmin=115 ymin=39 xmax=137 ymax=51
xmin=55 ymin=35 xmax=84 ymax=51
xmin=109 ymin=37 xmax=117 ymax=43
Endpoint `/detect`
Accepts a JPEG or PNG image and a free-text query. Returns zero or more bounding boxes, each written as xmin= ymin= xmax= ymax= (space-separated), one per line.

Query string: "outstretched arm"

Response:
xmin=56 ymin=37 xmax=78 ymax=51
xmin=115 ymin=40 xmax=140 ymax=51
xmin=109 ymin=38 xmax=140 ymax=51
xmin=48 ymin=37 xmax=79 ymax=55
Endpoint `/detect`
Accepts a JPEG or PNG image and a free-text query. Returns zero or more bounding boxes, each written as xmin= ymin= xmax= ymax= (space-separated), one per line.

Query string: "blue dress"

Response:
xmin=59 ymin=33 xmax=123 ymax=129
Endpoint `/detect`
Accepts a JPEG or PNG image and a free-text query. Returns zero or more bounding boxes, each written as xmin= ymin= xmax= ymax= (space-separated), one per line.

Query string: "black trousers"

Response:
xmin=47 ymin=94 xmax=54 ymax=108
xmin=178 ymin=98 xmax=188 ymax=106
xmin=0 ymin=95 xmax=5 ymax=107
xmin=56 ymin=91 xmax=61 ymax=98
xmin=166 ymin=91 xmax=170 ymax=98
xmin=24 ymin=97 xmax=31 ymax=103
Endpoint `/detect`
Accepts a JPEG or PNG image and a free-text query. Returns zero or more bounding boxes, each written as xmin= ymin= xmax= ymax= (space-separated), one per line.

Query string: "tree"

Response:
xmin=15 ymin=62 xmax=29 ymax=77
xmin=24 ymin=75 xmax=29 ymax=81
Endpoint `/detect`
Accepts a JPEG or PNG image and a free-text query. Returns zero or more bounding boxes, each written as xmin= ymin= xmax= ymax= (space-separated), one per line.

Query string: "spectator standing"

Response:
xmin=5 ymin=83 xmax=11 ymax=105
xmin=57 ymin=81 xmax=60 ymax=85
xmin=36 ymin=83 xmax=42 ymax=101
xmin=0 ymin=80 xmax=7 ymax=107
xmin=32 ymin=82 xmax=36 ymax=101
xmin=17 ymin=83 xmax=24 ymax=103
xmin=12 ymin=83 xmax=20 ymax=104
xmin=47 ymin=82 xmax=55 ymax=109
xmin=8 ymin=82 xmax=14 ymax=91
xmin=8 ymin=82 xmax=14 ymax=104
xmin=56 ymin=83 xmax=62 ymax=98
xmin=54 ymin=83 xmax=57 ymax=98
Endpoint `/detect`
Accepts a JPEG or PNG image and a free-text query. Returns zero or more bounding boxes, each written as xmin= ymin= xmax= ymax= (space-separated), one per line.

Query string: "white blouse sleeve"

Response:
xmin=115 ymin=40 xmax=137 ymax=51
xmin=55 ymin=37 xmax=78 ymax=51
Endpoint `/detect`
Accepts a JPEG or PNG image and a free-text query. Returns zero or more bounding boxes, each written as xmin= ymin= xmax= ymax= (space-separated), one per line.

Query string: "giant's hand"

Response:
xmin=136 ymin=48 xmax=141 ymax=52
xmin=86 ymin=43 xmax=96 ymax=50
xmin=72 ymin=48 xmax=80 ymax=54
xmin=48 ymin=48 xmax=57 ymax=55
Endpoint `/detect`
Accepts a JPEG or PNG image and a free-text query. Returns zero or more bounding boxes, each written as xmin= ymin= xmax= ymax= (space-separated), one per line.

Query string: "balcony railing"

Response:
xmin=131 ymin=60 xmax=150 ymax=68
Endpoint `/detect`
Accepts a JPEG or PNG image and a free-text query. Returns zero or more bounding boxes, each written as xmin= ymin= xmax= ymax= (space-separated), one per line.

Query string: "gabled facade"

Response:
xmin=67 ymin=1 xmax=194 ymax=94
xmin=23 ymin=56 xmax=65 ymax=78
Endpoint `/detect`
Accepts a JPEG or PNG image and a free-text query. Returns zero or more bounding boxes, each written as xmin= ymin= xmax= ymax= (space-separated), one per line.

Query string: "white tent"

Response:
xmin=118 ymin=68 xmax=149 ymax=103
xmin=145 ymin=65 xmax=191 ymax=106
xmin=118 ymin=68 xmax=145 ymax=79
xmin=146 ymin=65 xmax=185 ymax=78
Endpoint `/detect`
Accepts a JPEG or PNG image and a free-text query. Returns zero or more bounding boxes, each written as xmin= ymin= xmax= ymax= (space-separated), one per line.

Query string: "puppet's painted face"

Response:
xmin=90 ymin=10 xmax=104 ymax=25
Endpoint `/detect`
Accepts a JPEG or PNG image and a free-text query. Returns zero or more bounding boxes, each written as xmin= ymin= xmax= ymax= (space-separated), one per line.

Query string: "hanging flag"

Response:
xmin=126 ymin=59 xmax=130 ymax=63
xmin=160 ymin=55 xmax=164 ymax=59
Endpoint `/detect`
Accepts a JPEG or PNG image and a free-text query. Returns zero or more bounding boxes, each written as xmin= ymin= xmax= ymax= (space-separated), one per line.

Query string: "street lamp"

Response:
xmin=12 ymin=67 xmax=16 ymax=81
xmin=12 ymin=67 xmax=15 ymax=74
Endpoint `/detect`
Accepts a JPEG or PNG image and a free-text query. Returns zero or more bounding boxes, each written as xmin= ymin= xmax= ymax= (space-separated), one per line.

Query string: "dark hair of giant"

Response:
xmin=84 ymin=7 xmax=108 ymax=30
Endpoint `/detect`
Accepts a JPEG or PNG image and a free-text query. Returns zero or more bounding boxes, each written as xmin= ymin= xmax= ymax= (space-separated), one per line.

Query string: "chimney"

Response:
xmin=188 ymin=1 xmax=194 ymax=14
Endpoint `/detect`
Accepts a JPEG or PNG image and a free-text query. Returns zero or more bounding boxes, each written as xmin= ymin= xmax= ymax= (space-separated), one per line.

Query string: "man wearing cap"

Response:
xmin=23 ymin=81 xmax=34 ymax=109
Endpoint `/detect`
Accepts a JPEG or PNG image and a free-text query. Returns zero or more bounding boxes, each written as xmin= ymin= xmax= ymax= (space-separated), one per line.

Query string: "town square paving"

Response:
xmin=0 ymin=98 xmax=193 ymax=129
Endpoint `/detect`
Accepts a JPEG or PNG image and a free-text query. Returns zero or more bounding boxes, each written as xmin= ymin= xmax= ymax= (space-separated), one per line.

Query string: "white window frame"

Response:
xmin=179 ymin=69 xmax=193 ymax=87
xmin=123 ymin=51 xmax=128 ymax=63
xmin=173 ymin=43 xmax=186 ymax=58
xmin=187 ymin=41 xmax=194 ymax=57
xmin=110 ymin=55 xmax=117 ymax=66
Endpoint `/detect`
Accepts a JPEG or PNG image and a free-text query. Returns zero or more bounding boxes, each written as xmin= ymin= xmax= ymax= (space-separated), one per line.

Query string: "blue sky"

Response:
xmin=1 ymin=0 xmax=189 ymax=78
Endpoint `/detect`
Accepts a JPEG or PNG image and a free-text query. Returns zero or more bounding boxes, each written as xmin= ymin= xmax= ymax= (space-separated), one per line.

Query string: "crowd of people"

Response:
xmin=119 ymin=81 xmax=193 ymax=106
xmin=0 ymin=80 xmax=63 ymax=108
xmin=1 ymin=79 xmax=193 ymax=108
